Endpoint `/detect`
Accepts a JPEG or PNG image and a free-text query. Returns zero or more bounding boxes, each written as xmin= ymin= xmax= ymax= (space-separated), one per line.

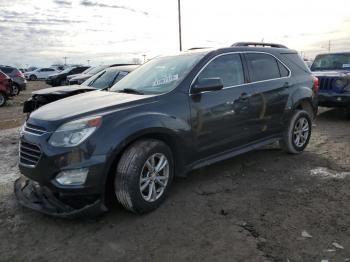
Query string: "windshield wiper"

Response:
xmin=117 ymin=88 xmax=144 ymax=95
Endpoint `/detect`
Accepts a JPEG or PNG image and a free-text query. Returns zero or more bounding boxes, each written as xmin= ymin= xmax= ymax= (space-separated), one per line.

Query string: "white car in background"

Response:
xmin=24 ymin=68 xmax=59 ymax=81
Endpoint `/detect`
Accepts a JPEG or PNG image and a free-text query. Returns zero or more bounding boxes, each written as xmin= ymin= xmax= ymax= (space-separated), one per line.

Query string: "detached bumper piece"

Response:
xmin=14 ymin=177 xmax=106 ymax=218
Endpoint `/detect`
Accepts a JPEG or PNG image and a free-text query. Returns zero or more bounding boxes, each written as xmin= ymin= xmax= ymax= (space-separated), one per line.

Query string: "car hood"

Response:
xmin=30 ymin=90 xmax=156 ymax=122
xmin=71 ymin=74 xmax=91 ymax=81
xmin=312 ymin=70 xmax=350 ymax=77
xmin=32 ymin=85 xmax=95 ymax=95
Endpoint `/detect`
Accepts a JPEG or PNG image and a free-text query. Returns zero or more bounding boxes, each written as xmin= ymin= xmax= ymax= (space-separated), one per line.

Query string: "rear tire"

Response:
xmin=280 ymin=110 xmax=312 ymax=154
xmin=0 ymin=93 xmax=7 ymax=107
xmin=114 ymin=139 xmax=174 ymax=214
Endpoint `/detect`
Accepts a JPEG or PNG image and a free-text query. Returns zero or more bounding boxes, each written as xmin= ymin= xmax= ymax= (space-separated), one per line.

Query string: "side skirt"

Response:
xmin=187 ymin=136 xmax=282 ymax=172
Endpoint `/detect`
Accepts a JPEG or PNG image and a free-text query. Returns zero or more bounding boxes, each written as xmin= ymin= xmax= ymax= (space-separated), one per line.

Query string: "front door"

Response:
xmin=190 ymin=53 xmax=263 ymax=160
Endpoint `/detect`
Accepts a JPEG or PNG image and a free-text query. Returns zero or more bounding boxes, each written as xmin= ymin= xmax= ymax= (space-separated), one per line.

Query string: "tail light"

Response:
xmin=312 ymin=76 xmax=319 ymax=92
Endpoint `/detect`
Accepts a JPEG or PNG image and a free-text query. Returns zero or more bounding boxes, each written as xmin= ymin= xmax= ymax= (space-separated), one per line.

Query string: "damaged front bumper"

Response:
xmin=14 ymin=177 xmax=107 ymax=218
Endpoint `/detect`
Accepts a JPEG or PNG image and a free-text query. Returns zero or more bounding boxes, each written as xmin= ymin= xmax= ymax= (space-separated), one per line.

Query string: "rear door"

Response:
xmin=190 ymin=53 xmax=263 ymax=160
xmin=244 ymin=52 xmax=291 ymax=136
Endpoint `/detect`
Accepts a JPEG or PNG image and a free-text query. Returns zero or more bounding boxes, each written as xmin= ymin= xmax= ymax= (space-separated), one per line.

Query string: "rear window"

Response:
xmin=0 ymin=67 xmax=13 ymax=74
xmin=246 ymin=53 xmax=281 ymax=82
xmin=283 ymin=53 xmax=310 ymax=73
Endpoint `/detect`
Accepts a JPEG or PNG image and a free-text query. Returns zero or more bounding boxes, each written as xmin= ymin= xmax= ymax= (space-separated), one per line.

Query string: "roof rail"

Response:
xmin=232 ymin=42 xmax=288 ymax=48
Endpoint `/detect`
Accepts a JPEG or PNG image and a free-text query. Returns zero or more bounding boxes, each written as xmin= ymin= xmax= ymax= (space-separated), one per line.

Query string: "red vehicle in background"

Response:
xmin=0 ymin=70 xmax=13 ymax=107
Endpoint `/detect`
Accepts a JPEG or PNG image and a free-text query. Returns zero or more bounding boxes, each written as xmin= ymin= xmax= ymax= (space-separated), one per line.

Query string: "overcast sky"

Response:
xmin=0 ymin=0 xmax=349 ymax=67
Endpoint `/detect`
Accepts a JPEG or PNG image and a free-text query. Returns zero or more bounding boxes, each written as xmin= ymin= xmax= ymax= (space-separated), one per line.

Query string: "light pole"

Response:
xmin=63 ymin=56 xmax=68 ymax=65
xmin=178 ymin=0 xmax=182 ymax=51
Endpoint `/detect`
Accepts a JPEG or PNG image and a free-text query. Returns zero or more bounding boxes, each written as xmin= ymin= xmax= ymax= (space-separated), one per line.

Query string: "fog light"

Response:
xmin=55 ymin=168 xmax=88 ymax=185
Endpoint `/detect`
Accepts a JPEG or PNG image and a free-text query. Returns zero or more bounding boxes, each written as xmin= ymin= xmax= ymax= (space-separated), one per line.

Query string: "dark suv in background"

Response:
xmin=0 ymin=65 xmax=26 ymax=95
xmin=15 ymin=42 xmax=318 ymax=218
xmin=311 ymin=52 xmax=350 ymax=119
xmin=46 ymin=66 xmax=90 ymax=87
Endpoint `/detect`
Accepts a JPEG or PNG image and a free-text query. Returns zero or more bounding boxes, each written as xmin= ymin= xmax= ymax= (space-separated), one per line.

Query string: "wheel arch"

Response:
xmin=287 ymin=86 xmax=317 ymax=119
xmin=103 ymin=128 xmax=188 ymax=206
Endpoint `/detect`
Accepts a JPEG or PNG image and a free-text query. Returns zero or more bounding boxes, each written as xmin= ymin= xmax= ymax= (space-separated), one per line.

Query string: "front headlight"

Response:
xmin=48 ymin=116 xmax=102 ymax=147
xmin=334 ymin=78 xmax=348 ymax=89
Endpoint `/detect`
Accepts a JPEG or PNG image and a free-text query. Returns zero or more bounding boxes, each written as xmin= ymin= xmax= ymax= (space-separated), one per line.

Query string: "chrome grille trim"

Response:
xmin=19 ymin=141 xmax=41 ymax=167
xmin=24 ymin=123 xmax=47 ymax=136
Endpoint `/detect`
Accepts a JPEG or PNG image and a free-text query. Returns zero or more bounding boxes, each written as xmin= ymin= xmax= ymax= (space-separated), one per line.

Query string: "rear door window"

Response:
xmin=245 ymin=53 xmax=281 ymax=82
xmin=197 ymin=53 xmax=244 ymax=88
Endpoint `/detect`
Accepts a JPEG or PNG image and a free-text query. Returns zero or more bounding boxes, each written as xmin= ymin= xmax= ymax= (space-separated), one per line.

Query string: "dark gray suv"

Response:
xmin=15 ymin=43 xmax=318 ymax=218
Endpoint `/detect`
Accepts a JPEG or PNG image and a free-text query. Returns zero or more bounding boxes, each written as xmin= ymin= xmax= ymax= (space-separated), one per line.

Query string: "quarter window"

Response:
xmin=246 ymin=53 xmax=281 ymax=82
xmin=197 ymin=54 xmax=244 ymax=88
xmin=277 ymin=61 xmax=289 ymax=77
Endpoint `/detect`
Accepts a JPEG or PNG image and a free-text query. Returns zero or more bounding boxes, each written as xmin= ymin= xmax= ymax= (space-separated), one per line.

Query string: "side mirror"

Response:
xmin=191 ymin=77 xmax=224 ymax=94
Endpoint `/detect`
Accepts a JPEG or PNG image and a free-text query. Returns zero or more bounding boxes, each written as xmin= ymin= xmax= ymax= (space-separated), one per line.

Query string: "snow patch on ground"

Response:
xmin=310 ymin=167 xmax=350 ymax=179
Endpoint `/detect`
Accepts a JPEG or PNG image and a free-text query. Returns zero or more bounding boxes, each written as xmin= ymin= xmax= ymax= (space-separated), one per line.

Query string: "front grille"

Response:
xmin=318 ymin=76 xmax=336 ymax=91
xmin=24 ymin=123 xmax=46 ymax=135
xmin=19 ymin=141 xmax=42 ymax=167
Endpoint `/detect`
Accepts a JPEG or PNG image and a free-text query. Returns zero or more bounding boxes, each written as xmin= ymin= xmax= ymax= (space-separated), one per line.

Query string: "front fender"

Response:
xmin=97 ymin=110 xmax=192 ymax=181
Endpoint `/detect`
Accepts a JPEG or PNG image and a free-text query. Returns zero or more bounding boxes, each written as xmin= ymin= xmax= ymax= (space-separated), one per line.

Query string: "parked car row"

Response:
xmin=45 ymin=66 xmax=90 ymax=86
xmin=16 ymin=42 xmax=322 ymax=218
xmin=23 ymin=65 xmax=138 ymax=114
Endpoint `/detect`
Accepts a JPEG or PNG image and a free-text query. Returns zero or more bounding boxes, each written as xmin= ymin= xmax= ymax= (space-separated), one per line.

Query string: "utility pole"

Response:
xmin=87 ymin=59 xmax=90 ymax=66
xmin=63 ymin=56 xmax=68 ymax=65
xmin=178 ymin=0 xmax=182 ymax=51
xmin=328 ymin=40 xmax=331 ymax=52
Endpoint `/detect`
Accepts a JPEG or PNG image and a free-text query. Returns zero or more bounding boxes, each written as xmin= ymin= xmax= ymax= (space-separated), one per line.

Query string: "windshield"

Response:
xmin=82 ymin=67 xmax=94 ymax=74
xmin=311 ymin=53 xmax=350 ymax=71
xmin=88 ymin=69 xmax=119 ymax=89
xmin=110 ymin=52 xmax=205 ymax=94
xmin=88 ymin=65 xmax=107 ymax=75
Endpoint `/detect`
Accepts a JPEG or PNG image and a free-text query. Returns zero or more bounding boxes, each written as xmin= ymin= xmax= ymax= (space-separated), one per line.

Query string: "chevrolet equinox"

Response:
xmin=15 ymin=42 xmax=318 ymax=217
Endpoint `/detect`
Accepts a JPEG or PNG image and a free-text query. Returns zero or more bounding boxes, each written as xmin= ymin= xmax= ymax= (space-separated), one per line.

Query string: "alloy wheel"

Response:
xmin=293 ymin=117 xmax=309 ymax=147
xmin=139 ymin=153 xmax=169 ymax=202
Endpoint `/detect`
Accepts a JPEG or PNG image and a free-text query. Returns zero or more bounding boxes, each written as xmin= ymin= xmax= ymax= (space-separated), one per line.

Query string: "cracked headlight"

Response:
xmin=49 ymin=116 xmax=102 ymax=147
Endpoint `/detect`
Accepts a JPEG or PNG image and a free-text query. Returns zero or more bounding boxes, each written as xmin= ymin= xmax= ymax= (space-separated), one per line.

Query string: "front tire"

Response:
xmin=29 ymin=75 xmax=37 ymax=81
xmin=280 ymin=110 xmax=312 ymax=154
xmin=11 ymin=85 xmax=20 ymax=96
xmin=115 ymin=139 xmax=174 ymax=214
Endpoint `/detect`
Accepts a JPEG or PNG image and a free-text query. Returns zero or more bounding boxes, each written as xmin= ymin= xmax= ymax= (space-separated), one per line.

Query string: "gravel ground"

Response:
xmin=0 ymin=82 xmax=349 ymax=262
